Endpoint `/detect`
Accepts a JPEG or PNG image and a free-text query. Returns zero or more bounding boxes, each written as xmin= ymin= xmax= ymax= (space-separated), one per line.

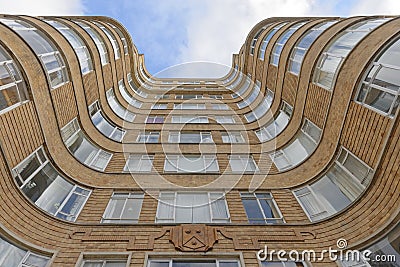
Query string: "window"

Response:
xmin=151 ymin=103 xmax=167 ymax=109
xmin=209 ymin=95 xmax=223 ymax=99
xmin=289 ymin=21 xmax=337 ymax=75
xmin=222 ymin=132 xmax=245 ymax=143
xmin=255 ymin=101 xmax=292 ymax=142
xmin=102 ymin=192 xmax=144 ymax=223
xmin=93 ymin=21 xmax=120 ymax=59
xmin=258 ymin=22 xmax=287 ymax=60
xmin=229 ymin=155 xmax=259 ymax=173
xmin=270 ymin=22 xmax=307 ymax=66
xmin=168 ymin=132 xmax=213 ymax=143
xmin=156 ymin=192 xmax=230 ymax=223
xmin=260 ymin=261 xmax=305 ymax=267
xmin=174 ymin=103 xmax=206 ymax=110
xmin=75 ymin=20 xmax=109 ymax=65
xmin=124 ymin=154 xmax=154 ymax=173
xmin=356 ymin=37 xmax=400 ymax=117
xmin=241 ymin=192 xmax=284 ymax=224
xmin=212 ymin=104 xmax=229 ymax=110
xmin=12 ymin=147 xmax=91 ymax=222
xmin=237 ymin=83 xmax=260 ymax=109
xmin=146 ymin=116 xmax=164 ymax=124
xmin=118 ymin=80 xmax=142 ymax=108
xmin=62 ymin=118 xmax=113 ymax=171
xmin=127 ymin=74 xmax=148 ymax=98
xmin=313 ymin=18 xmax=390 ymax=90
xmin=175 ymin=94 xmax=203 ymax=99
xmin=1 ymin=18 xmax=69 ymax=88
xmin=250 ymin=26 xmax=267 ymax=55
xmin=137 ymin=132 xmax=159 ymax=143
xmin=171 ymin=116 xmax=208 ymax=124
xmin=45 ymin=20 xmax=93 ymax=74
xmin=106 ymin=89 xmax=135 ymax=122
xmin=164 ymin=155 xmax=219 ymax=173
xmin=0 ymin=236 xmax=51 ymax=267
xmin=0 ymin=44 xmax=29 ymax=113
xmin=89 ymin=101 xmax=126 ymax=142
xmin=244 ymin=90 xmax=274 ymax=123
xmin=81 ymin=259 xmax=128 ymax=267
xmin=148 ymin=259 xmax=240 ymax=267
xmin=215 ymin=116 xmax=235 ymax=124
xmin=270 ymin=119 xmax=321 ymax=171
xmin=154 ymin=94 xmax=170 ymax=99
xmin=107 ymin=22 xmax=129 ymax=55
xmin=293 ymin=147 xmax=373 ymax=222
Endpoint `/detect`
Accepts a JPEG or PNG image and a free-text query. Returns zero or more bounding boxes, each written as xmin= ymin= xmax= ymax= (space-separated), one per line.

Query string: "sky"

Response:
xmin=0 ymin=0 xmax=399 ymax=77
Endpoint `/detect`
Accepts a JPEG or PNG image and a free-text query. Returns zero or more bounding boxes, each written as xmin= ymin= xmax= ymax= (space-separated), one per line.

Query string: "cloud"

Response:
xmin=349 ymin=0 xmax=400 ymax=15
xmin=173 ymin=0 xmax=319 ymax=77
xmin=0 ymin=0 xmax=85 ymax=15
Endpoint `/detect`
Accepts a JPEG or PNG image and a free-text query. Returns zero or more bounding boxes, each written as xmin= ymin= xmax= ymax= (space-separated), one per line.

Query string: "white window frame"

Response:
xmin=136 ymin=132 xmax=160 ymax=143
xmin=101 ymin=192 xmax=144 ymax=223
xmin=123 ymin=154 xmax=154 ymax=173
xmin=215 ymin=116 xmax=235 ymax=124
xmin=61 ymin=118 xmax=113 ymax=171
xmin=240 ymin=192 xmax=284 ymax=224
xmin=164 ymin=154 xmax=219 ymax=173
xmin=11 ymin=146 xmax=91 ymax=222
xmin=171 ymin=116 xmax=209 ymax=124
xmin=155 ymin=192 xmax=231 ymax=223
xmin=168 ymin=132 xmax=213 ymax=143
xmin=222 ymin=132 xmax=245 ymax=143
xmin=229 ymin=155 xmax=259 ymax=173
xmin=146 ymin=115 xmax=164 ymax=124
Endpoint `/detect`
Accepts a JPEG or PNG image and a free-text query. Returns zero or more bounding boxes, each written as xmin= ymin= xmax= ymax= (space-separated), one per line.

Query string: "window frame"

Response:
xmin=101 ymin=192 xmax=144 ymax=223
xmin=155 ymin=192 xmax=231 ymax=224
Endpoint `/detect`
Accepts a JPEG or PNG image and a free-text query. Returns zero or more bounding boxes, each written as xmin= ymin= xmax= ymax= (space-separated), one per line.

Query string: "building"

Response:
xmin=0 ymin=14 xmax=398 ymax=267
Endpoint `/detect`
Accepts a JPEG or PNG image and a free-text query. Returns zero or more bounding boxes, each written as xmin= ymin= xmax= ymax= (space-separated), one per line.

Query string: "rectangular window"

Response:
xmin=215 ymin=116 xmax=235 ymax=124
xmin=212 ymin=104 xmax=229 ymax=110
xmin=155 ymin=192 xmax=230 ymax=223
xmin=175 ymin=94 xmax=203 ymax=99
xmin=222 ymin=132 xmax=245 ymax=143
xmin=171 ymin=116 xmax=209 ymax=124
xmin=241 ymin=192 xmax=284 ymax=224
xmin=229 ymin=155 xmax=259 ymax=173
xmin=260 ymin=261 xmax=306 ymax=266
xmin=102 ymin=192 xmax=144 ymax=223
xmin=168 ymin=132 xmax=213 ymax=143
xmin=146 ymin=116 xmax=164 ymax=124
xmin=148 ymin=259 xmax=241 ymax=267
xmin=164 ymin=155 xmax=219 ymax=173
xmin=124 ymin=154 xmax=154 ymax=173
xmin=174 ymin=103 xmax=206 ymax=110
xmin=81 ymin=259 xmax=128 ymax=267
xmin=209 ymin=95 xmax=223 ymax=99
xmin=137 ymin=132 xmax=160 ymax=143
xmin=151 ymin=103 xmax=168 ymax=109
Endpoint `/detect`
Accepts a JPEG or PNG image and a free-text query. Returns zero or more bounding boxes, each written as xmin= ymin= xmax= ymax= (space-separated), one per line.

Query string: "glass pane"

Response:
xmin=23 ymin=253 xmax=49 ymax=267
xmin=122 ymin=198 xmax=142 ymax=220
xmin=242 ymin=198 xmax=264 ymax=223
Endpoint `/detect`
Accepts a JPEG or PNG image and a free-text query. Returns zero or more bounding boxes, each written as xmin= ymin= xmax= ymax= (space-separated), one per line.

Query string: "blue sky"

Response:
xmin=1 ymin=0 xmax=398 ymax=77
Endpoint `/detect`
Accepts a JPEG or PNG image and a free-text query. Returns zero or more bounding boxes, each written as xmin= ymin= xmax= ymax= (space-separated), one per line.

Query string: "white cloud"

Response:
xmin=349 ymin=0 xmax=400 ymax=15
xmin=174 ymin=0 xmax=319 ymax=77
xmin=0 ymin=0 xmax=85 ymax=15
